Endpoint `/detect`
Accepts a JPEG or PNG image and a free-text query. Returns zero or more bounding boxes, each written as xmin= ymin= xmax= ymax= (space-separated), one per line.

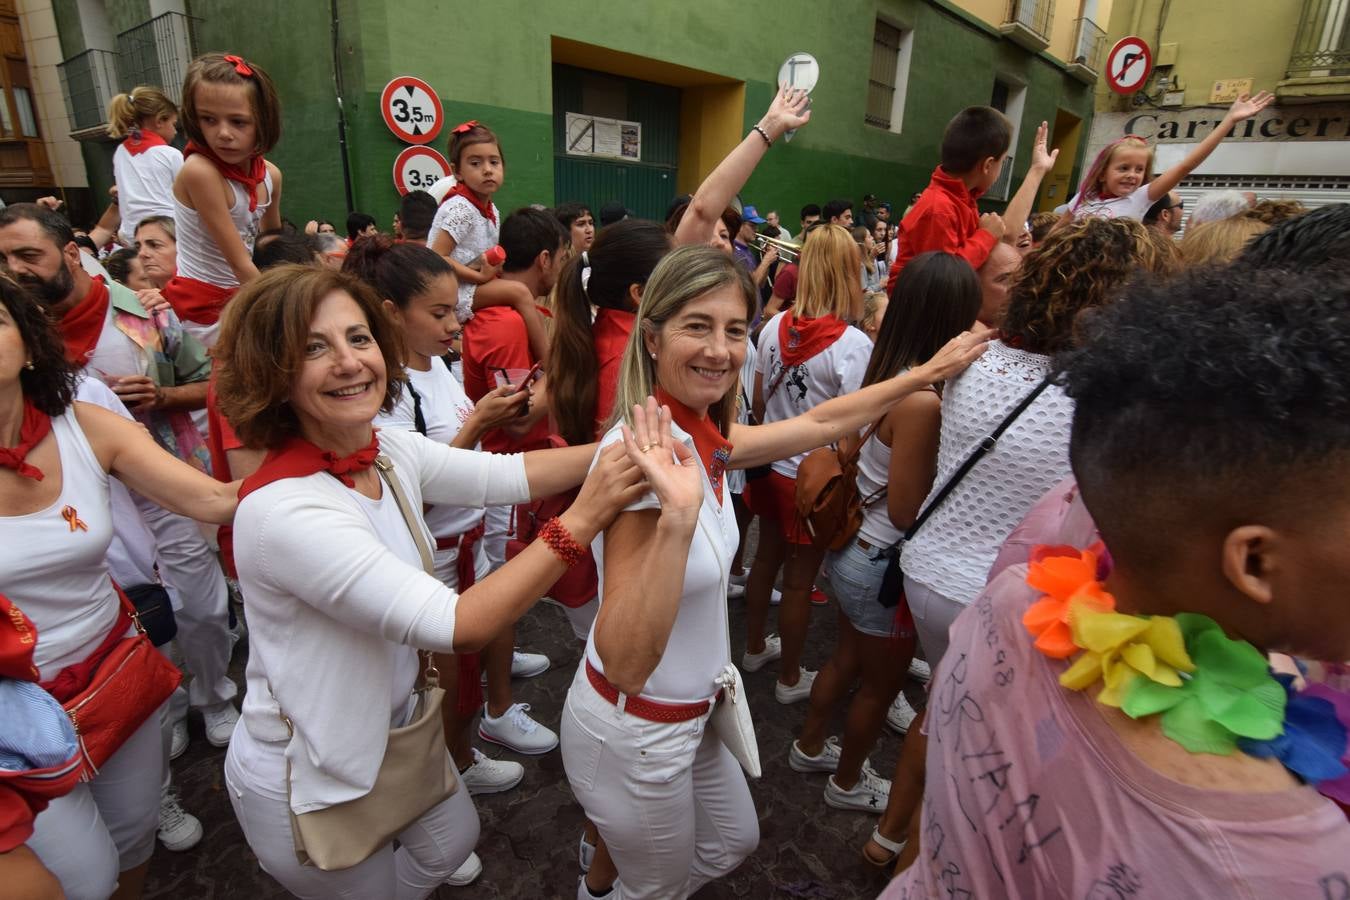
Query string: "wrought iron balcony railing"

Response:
xmin=1287 ymin=0 xmax=1350 ymax=78
xmin=57 ymin=49 xmax=120 ymax=131
xmin=117 ymin=12 xmax=197 ymax=104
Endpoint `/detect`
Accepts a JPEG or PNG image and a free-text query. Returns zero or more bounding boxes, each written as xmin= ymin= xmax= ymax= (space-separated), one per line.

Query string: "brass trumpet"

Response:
xmin=751 ymin=233 xmax=801 ymax=262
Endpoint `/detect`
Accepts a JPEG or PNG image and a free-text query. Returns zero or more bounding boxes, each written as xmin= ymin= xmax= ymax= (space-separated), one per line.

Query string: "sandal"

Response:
xmin=862 ymin=825 xmax=906 ymax=868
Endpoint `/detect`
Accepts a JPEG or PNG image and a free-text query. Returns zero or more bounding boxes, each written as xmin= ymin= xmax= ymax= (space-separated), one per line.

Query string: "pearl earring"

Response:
xmin=24 ymin=360 xmax=34 ymax=370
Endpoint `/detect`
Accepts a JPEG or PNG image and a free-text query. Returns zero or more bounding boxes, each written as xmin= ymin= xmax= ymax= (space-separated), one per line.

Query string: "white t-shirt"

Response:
xmin=374 ymin=357 xmax=482 ymax=540
xmin=585 ymin=421 xmax=738 ymax=702
xmin=1068 ymin=183 xmax=1153 ymax=221
xmin=427 ymin=194 xmax=500 ymax=323
xmin=756 ymin=311 xmax=872 ymax=478
xmin=113 ymin=142 xmax=183 ymax=245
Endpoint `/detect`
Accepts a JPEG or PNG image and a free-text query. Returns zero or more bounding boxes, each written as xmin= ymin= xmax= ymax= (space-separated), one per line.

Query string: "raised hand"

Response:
xmin=760 ymin=85 xmax=811 ymax=141
xmin=621 ymin=397 xmax=703 ymax=521
xmin=910 ymin=327 xmax=995 ymax=386
xmin=979 ymin=212 xmax=1007 ymax=240
xmin=1030 ymin=121 xmax=1059 ymax=173
xmin=1227 ymin=91 xmax=1274 ymax=122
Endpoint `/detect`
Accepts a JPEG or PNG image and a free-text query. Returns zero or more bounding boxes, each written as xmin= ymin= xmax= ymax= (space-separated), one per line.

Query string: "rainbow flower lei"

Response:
xmin=1022 ymin=545 xmax=1350 ymax=794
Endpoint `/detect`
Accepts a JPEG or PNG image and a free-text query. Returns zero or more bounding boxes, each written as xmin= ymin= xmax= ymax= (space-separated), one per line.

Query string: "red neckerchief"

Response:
xmin=0 ymin=592 xmax=40 ymax=682
xmin=184 ymin=140 xmax=266 ymax=212
xmin=655 ymin=387 xmax=732 ymax=504
xmin=0 ymin=399 xmax=52 ymax=482
xmin=778 ymin=311 xmax=847 ymax=367
xmin=445 ymin=181 xmax=496 ymax=225
xmin=238 ymin=431 xmax=381 ymax=500
xmin=123 ymin=129 xmax=168 ymax=157
xmin=59 ymin=276 xmax=110 ymax=367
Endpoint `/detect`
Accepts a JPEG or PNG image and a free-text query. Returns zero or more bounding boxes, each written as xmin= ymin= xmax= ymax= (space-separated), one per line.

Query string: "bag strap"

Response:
xmin=406 ymin=380 xmax=428 ymax=436
xmin=373 ymin=454 xmax=439 ymax=688
xmin=903 ymin=374 xmax=1052 ymax=543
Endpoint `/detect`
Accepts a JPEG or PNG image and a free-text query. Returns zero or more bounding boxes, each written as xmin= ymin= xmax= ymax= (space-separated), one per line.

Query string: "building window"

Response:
xmin=13 ymin=87 xmax=37 ymax=138
xmin=987 ymin=78 xmax=1027 ymax=201
xmin=866 ymin=19 xmax=912 ymax=133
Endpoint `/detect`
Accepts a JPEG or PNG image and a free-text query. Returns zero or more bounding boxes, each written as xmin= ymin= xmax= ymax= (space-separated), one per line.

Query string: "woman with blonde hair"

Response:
xmin=106 ymin=87 xmax=181 ymax=247
xmin=742 ymin=223 xmax=871 ymax=704
xmin=1179 ymin=216 xmax=1269 ymax=266
xmin=563 ymin=244 xmax=989 ymax=899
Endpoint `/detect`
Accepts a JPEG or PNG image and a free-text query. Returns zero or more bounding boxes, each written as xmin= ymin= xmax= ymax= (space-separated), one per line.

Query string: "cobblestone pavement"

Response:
xmin=147 ymin=565 xmax=924 ymax=900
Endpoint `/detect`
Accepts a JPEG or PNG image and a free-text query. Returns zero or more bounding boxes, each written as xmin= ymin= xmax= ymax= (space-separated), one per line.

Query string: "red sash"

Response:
xmin=163 ymin=276 xmax=235 ymax=327
xmin=38 ymin=588 xmax=132 ymax=704
xmin=435 ymin=522 xmax=486 ymax=716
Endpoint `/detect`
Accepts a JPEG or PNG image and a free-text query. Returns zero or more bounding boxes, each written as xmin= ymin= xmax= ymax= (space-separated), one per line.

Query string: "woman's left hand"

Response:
xmin=621 ymin=397 xmax=703 ymax=524
xmin=909 ymin=327 xmax=995 ymax=386
xmin=760 ymin=85 xmax=811 ymax=141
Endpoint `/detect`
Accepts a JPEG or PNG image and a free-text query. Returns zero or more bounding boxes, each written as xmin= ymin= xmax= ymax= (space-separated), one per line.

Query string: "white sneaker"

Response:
xmin=908 ymin=658 xmax=932 ymax=683
xmin=887 ymin=693 xmax=918 ymax=734
xmin=460 ymin=748 xmax=524 ymax=795
xmin=479 ymin=702 xmax=559 ymax=754
xmin=727 ymin=582 xmax=746 ymax=600
xmin=788 ymin=735 xmax=841 ymax=773
xmin=578 ymin=831 xmax=596 ymax=873
xmin=741 ymin=634 xmax=782 ymax=673
xmin=446 ymin=851 xmax=482 ymax=886
xmin=157 ymin=786 xmax=203 ymax=851
xmin=578 ymin=875 xmax=624 ymax=899
xmin=511 ymin=650 xmax=550 ymax=679
xmin=170 ymin=717 xmax=189 ymax=760
xmin=770 ymin=588 xmax=782 ymax=606
xmin=775 ymin=668 xmax=817 ymax=705
xmin=201 ymin=700 xmax=239 ymax=748
xmin=824 ymin=763 xmax=892 ymax=812
xmin=730 ymin=570 xmax=749 ymax=587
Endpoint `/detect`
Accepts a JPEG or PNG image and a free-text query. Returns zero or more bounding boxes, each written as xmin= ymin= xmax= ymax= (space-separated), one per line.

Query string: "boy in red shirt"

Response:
xmin=886 ymin=107 xmax=1057 ymax=292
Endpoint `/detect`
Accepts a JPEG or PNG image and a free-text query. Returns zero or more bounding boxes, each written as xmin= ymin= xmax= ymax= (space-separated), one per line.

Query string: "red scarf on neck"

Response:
xmin=123 ymin=129 xmax=168 ymax=156
xmin=0 ymin=399 xmax=52 ymax=482
xmin=777 ymin=311 xmax=847 ymax=367
xmin=655 ymin=388 xmax=732 ymax=504
xmin=184 ymin=140 xmax=266 ymax=212
xmin=60 ymin=276 xmax=110 ymax=367
xmin=445 ymin=181 xmax=496 ymax=225
xmin=238 ymin=431 xmax=381 ymax=500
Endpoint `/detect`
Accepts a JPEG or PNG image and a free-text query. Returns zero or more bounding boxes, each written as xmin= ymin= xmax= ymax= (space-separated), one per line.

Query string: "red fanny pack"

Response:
xmin=38 ymin=582 xmax=181 ymax=779
xmin=164 ymin=276 xmax=236 ymax=326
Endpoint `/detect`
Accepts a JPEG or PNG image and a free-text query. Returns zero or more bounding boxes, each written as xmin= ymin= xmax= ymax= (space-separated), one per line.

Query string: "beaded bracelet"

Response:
xmin=540 ymin=517 xmax=586 ymax=566
xmin=752 ymin=125 xmax=773 ymax=148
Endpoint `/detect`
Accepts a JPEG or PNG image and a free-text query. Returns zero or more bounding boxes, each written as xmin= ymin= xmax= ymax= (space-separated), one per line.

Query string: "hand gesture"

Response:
xmin=304 ymin=220 xmax=319 ymax=235
xmin=1030 ymin=121 xmax=1059 ymax=173
xmin=573 ymin=441 xmax=647 ymax=534
xmin=621 ymin=397 xmax=703 ymax=523
xmin=35 ymin=196 xmax=64 ymax=212
xmin=1227 ymin=91 xmax=1274 ymax=123
xmin=760 ymin=84 xmax=811 ymax=142
xmin=979 ymin=212 xmax=1006 ymax=240
xmin=135 ymin=288 xmax=171 ymax=315
xmin=469 ymin=383 xmax=529 ymax=433
xmin=910 ymin=327 xmax=995 ymax=386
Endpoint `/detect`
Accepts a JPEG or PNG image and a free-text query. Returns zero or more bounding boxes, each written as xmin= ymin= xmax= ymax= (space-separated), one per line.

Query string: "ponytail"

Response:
xmin=546 ymin=219 xmax=671 ymax=446
xmin=106 ymin=86 xmax=178 ymax=139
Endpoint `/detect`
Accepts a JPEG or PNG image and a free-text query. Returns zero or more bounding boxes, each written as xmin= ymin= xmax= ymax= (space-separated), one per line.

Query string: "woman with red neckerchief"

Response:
xmin=106 ymin=87 xmax=182 ymax=249
xmin=211 ymin=265 xmax=656 ymax=898
xmin=563 ymin=245 xmax=989 ymax=900
xmin=166 ymin=53 xmax=283 ymax=349
xmin=0 ymin=277 xmax=238 ymax=899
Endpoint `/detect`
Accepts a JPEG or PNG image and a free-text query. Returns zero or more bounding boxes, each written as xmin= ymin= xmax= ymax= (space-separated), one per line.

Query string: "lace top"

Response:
xmin=427 ymin=195 xmax=500 ymax=323
xmin=900 ymin=340 xmax=1074 ymax=604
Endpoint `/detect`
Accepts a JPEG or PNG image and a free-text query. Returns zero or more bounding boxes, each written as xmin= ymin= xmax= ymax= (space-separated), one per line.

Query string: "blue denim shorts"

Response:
xmin=826 ymin=538 xmax=901 ymax=638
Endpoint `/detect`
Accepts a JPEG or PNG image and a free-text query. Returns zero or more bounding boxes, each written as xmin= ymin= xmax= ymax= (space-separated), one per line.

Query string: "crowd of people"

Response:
xmin=1 ymin=48 xmax=1347 ymax=900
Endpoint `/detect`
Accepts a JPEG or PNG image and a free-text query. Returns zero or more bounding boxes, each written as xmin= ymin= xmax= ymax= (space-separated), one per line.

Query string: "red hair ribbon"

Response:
xmin=452 ymin=120 xmax=480 ymax=134
xmin=223 ymin=55 xmax=254 ymax=77
xmin=62 ymin=505 xmax=88 ymax=533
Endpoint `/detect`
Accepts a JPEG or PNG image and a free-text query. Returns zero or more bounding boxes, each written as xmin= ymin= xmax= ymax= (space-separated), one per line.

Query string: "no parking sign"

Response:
xmin=393 ymin=146 xmax=451 ymax=195
xmin=1106 ymin=36 xmax=1153 ymax=95
xmin=380 ymin=76 xmax=444 ymax=144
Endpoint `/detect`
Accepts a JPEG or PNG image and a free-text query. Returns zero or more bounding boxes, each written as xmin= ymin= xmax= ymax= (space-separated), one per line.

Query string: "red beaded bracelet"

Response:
xmin=540 ymin=518 xmax=586 ymax=566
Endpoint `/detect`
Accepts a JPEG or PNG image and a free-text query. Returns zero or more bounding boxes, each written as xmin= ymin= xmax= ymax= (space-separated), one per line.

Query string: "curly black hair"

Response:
xmin=1237 ymin=202 xmax=1350 ymax=270
xmin=1056 ymin=263 xmax=1350 ymax=559
xmin=0 ymin=276 xmax=76 ymax=415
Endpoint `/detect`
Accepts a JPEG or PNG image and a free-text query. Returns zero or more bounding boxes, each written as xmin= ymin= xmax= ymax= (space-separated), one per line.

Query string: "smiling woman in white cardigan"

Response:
xmin=211 ymin=265 xmax=658 ymax=899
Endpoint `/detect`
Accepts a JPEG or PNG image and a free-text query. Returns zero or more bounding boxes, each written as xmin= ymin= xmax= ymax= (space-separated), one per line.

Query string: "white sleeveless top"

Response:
xmin=0 ymin=407 xmax=119 ymax=680
xmin=113 ymin=142 xmax=183 ymax=245
xmin=855 ymin=428 xmax=901 ymax=548
xmin=173 ymin=168 xmax=273 ymax=289
xmin=900 ymin=341 xmax=1074 ymax=605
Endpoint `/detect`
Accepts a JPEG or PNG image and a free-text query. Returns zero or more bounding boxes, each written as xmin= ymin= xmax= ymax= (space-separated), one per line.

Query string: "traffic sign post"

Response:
xmin=1106 ymin=36 xmax=1153 ymax=95
xmin=380 ymin=76 xmax=444 ymax=144
xmin=393 ymin=146 xmax=451 ymax=195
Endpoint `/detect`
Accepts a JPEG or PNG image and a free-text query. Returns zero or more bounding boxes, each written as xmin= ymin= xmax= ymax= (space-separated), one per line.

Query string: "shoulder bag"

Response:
xmin=794 ymin=418 xmax=885 ymax=552
xmin=282 ymin=454 xmax=458 ymax=871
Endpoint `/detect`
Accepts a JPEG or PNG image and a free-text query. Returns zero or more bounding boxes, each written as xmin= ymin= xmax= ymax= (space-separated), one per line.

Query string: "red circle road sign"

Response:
xmin=393 ymin=145 xmax=451 ymax=195
xmin=1106 ymin=36 xmax=1153 ymax=95
xmin=380 ymin=76 xmax=443 ymax=144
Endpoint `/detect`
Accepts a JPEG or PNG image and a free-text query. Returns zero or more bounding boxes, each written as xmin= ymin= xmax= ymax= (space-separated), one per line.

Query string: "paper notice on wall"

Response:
xmin=565 ymin=112 xmax=641 ymax=161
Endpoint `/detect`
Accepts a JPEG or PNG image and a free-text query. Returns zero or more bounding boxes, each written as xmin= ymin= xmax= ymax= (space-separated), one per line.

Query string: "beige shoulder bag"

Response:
xmin=283 ymin=455 xmax=458 ymax=871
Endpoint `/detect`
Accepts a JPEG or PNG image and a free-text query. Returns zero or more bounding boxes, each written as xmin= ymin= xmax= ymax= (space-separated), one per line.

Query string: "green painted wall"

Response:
xmin=105 ymin=0 xmax=152 ymax=39
xmin=52 ymin=0 xmax=84 ymax=58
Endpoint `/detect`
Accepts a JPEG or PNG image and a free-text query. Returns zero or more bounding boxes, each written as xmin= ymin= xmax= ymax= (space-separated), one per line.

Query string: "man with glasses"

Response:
xmin=1144 ymin=191 xmax=1184 ymax=237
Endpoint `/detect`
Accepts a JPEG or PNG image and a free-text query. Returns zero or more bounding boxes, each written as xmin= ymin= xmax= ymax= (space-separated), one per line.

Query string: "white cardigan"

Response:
xmin=234 ymin=429 xmax=530 ymax=812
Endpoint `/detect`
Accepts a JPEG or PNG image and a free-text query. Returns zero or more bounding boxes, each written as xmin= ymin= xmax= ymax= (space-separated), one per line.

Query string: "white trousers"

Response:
xmin=223 ymin=726 xmax=479 ymax=900
xmin=27 ymin=707 xmax=164 ymax=900
xmin=561 ymin=666 xmax=759 ymax=899
xmin=903 ymin=575 xmax=967 ymax=674
xmin=135 ymin=497 xmax=236 ymax=708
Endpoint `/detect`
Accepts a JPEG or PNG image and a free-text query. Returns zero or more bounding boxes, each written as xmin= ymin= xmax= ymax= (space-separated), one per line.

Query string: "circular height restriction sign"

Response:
xmin=381 ymin=76 xmax=443 ymax=144
xmin=1106 ymin=36 xmax=1153 ymax=95
xmin=393 ymin=146 xmax=451 ymax=195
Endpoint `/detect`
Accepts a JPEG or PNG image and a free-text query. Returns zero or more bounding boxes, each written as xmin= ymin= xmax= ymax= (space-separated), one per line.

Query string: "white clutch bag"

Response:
xmin=710 ymin=663 xmax=761 ymax=778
